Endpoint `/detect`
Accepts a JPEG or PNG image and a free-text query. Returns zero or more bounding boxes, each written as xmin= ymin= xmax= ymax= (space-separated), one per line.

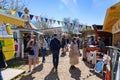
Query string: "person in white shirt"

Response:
xmin=41 ymin=37 xmax=48 ymax=63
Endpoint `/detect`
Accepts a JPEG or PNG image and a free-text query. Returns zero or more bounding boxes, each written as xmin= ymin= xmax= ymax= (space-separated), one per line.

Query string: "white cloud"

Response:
xmin=58 ymin=4 xmax=64 ymax=10
xmin=61 ymin=0 xmax=78 ymax=6
xmin=60 ymin=0 xmax=79 ymax=17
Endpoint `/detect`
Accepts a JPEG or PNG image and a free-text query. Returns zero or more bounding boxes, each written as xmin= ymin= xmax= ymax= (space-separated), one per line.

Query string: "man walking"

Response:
xmin=50 ymin=34 xmax=61 ymax=72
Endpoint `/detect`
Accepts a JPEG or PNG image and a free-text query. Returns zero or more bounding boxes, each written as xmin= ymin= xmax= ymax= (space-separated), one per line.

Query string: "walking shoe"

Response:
xmin=54 ymin=68 xmax=57 ymax=72
xmin=28 ymin=70 xmax=32 ymax=73
xmin=70 ymin=65 xmax=76 ymax=69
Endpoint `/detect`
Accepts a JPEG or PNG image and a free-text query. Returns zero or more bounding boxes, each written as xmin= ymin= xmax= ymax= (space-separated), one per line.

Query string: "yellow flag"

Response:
xmin=61 ymin=21 xmax=64 ymax=25
xmin=11 ymin=10 xmax=16 ymax=15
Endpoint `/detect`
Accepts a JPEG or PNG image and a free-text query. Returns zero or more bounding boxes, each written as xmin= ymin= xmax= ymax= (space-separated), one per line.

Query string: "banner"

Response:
xmin=10 ymin=10 xmax=16 ymax=16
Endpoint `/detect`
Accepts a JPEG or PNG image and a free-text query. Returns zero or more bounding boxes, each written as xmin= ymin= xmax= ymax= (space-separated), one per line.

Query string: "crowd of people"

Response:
xmin=1 ymin=33 xmax=119 ymax=79
xmin=23 ymin=34 xmax=82 ymax=73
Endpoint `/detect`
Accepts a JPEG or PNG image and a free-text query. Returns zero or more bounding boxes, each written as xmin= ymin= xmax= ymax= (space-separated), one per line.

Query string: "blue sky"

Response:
xmin=25 ymin=0 xmax=120 ymax=25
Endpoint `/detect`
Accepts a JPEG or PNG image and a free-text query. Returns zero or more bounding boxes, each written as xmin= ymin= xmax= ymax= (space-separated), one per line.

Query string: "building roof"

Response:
xmin=103 ymin=2 xmax=120 ymax=33
xmin=0 ymin=12 xmax=26 ymax=27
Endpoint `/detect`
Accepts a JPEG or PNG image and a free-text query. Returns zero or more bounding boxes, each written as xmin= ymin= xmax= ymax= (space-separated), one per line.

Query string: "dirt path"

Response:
xmin=18 ymin=50 xmax=103 ymax=80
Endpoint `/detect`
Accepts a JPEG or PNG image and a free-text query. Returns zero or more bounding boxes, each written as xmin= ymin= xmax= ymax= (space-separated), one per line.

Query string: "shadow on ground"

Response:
xmin=44 ymin=68 xmax=59 ymax=80
xmin=7 ymin=58 xmax=27 ymax=69
xmin=83 ymin=61 xmax=105 ymax=80
xmin=60 ymin=53 xmax=66 ymax=57
xmin=69 ymin=67 xmax=81 ymax=80
xmin=89 ymin=69 xmax=105 ymax=80
xmin=20 ymin=63 xmax=43 ymax=80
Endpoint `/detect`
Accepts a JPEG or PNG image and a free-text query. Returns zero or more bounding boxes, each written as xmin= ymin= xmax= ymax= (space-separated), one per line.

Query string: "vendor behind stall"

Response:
xmin=98 ymin=38 xmax=105 ymax=52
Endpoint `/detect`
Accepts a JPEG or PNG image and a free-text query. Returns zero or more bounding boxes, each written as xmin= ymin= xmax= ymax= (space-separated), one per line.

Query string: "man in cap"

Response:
xmin=50 ymin=34 xmax=61 ymax=72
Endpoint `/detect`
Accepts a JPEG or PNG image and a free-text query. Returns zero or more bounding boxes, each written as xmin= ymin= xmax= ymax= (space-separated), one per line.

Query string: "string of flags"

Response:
xmin=0 ymin=6 xmax=93 ymax=30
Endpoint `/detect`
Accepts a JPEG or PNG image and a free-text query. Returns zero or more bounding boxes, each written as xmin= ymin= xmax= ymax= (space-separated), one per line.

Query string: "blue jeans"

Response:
xmin=42 ymin=48 xmax=46 ymax=63
xmin=0 ymin=69 xmax=3 ymax=80
xmin=52 ymin=51 xmax=59 ymax=69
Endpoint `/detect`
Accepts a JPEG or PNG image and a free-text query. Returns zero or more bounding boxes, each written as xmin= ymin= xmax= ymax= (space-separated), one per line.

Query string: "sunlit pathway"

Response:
xmin=20 ymin=50 xmax=103 ymax=80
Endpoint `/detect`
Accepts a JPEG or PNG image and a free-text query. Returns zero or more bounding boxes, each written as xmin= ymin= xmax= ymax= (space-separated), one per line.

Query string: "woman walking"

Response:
xmin=69 ymin=37 xmax=79 ymax=69
xmin=41 ymin=37 xmax=48 ymax=63
xmin=27 ymin=39 xmax=37 ymax=72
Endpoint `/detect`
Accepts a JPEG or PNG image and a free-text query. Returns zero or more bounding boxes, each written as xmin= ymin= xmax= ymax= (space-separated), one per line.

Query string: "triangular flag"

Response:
xmin=35 ymin=16 xmax=39 ymax=20
xmin=57 ymin=20 xmax=60 ymax=25
xmin=41 ymin=17 xmax=43 ymax=21
xmin=30 ymin=14 xmax=34 ymax=20
xmin=45 ymin=18 xmax=48 ymax=22
xmin=18 ymin=12 xmax=23 ymax=17
xmin=49 ymin=19 xmax=52 ymax=24
xmin=61 ymin=21 xmax=64 ymax=25
xmin=70 ymin=23 xmax=73 ymax=26
xmin=64 ymin=22 xmax=67 ymax=26
xmin=2 ymin=7 xmax=7 ymax=10
xmin=10 ymin=10 xmax=16 ymax=15
xmin=0 ymin=6 xmax=2 ymax=9
xmin=53 ymin=20 xmax=56 ymax=23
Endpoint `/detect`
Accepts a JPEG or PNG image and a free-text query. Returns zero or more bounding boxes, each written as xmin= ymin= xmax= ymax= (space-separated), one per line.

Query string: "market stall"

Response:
xmin=103 ymin=2 xmax=120 ymax=45
xmin=102 ymin=2 xmax=120 ymax=80
xmin=0 ymin=12 xmax=26 ymax=60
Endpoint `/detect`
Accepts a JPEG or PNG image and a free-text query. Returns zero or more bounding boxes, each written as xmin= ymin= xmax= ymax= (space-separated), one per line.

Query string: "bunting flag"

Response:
xmin=70 ymin=23 xmax=73 ymax=26
xmin=61 ymin=21 xmax=64 ymax=25
xmin=45 ymin=18 xmax=48 ymax=22
xmin=40 ymin=17 xmax=43 ymax=21
xmin=18 ymin=12 xmax=23 ymax=17
xmin=30 ymin=14 xmax=34 ymax=20
xmin=57 ymin=20 xmax=60 ymax=25
xmin=35 ymin=16 xmax=39 ymax=20
xmin=10 ymin=10 xmax=16 ymax=16
xmin=0 ymin=6 xmax=2 ymax=9
xmin=49 ymin=19 xmax=52 ymax=24
xmin=53 ymin=20 xmax=56 ymax=23
xmin=0 ymin=6 xmax=82 ymax=26
xmin=74 ymin=23 xmax=76 ymax=26
xmin=64 ymin=22 xmax=67 ymax=26
xmin=2 ymin=7 xmax=7 ymax=10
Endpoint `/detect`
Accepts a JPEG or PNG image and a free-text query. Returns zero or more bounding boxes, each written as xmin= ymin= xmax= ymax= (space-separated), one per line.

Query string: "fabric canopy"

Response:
xmin=103 ymin=2 xmax=120 ymax=33
xmin=0 ymin=12 xmax=26 ymax=27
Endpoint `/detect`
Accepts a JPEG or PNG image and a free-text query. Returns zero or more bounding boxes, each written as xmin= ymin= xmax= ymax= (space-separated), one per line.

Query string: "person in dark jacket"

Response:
xmin=50 ymin=34 xmax=60 ymax=72
xmin=0 ymin=41 xmax=7 ymax=80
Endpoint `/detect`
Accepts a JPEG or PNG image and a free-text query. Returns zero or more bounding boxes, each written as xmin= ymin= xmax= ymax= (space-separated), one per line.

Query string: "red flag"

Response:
xmin=0 ymin=6 xmax=2 ymax=9
xmin=35 ymin=16 xmax=39 ymax=20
